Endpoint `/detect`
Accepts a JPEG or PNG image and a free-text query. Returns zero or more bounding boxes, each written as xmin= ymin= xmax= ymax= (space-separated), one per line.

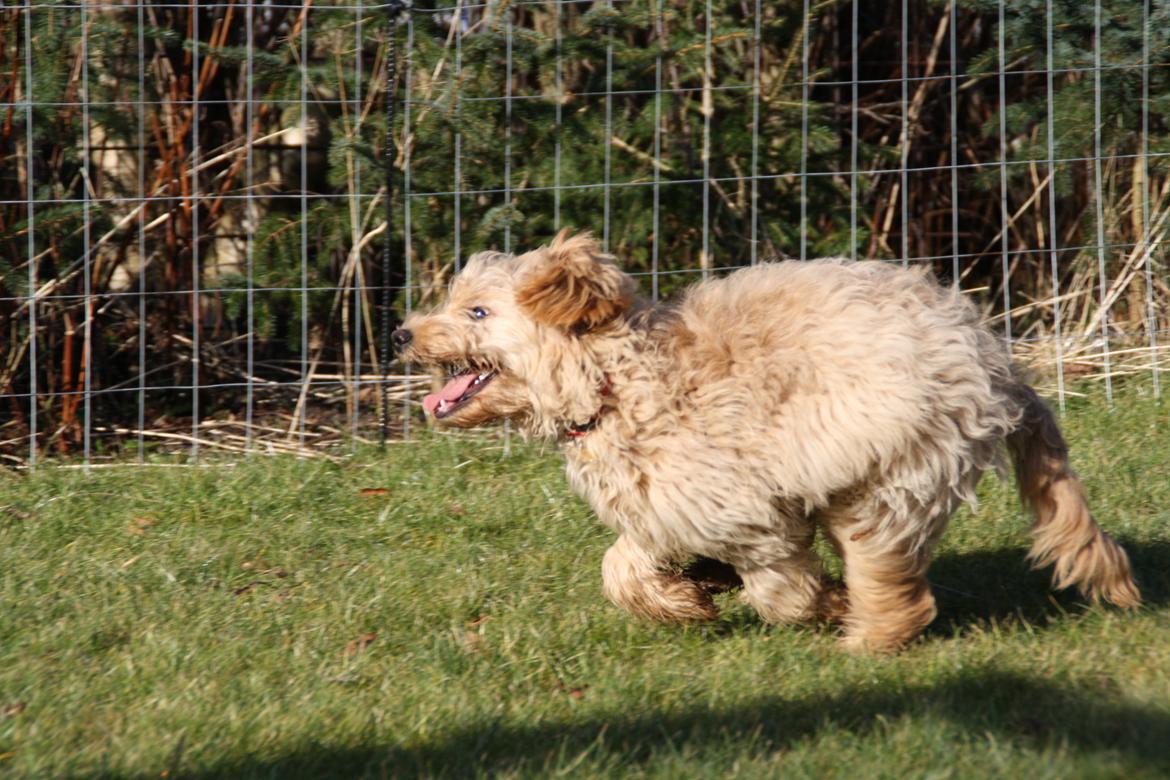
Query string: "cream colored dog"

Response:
xmin=395 ymin=230 xmax=1140 ymax=651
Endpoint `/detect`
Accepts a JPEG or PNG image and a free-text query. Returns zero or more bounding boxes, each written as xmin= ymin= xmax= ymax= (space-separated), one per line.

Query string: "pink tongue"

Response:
xmin=422 ymin=373 xmax=478 ymax=414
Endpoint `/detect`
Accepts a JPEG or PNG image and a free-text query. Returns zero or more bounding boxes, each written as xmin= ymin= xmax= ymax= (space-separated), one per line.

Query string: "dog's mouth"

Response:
xmin=422 ymin=364 xmax=498 ymax=419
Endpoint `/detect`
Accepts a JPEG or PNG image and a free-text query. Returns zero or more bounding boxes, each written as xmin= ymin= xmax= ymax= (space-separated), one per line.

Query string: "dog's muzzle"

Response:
xmin=391 ymin=328 xmax=413 ymax=352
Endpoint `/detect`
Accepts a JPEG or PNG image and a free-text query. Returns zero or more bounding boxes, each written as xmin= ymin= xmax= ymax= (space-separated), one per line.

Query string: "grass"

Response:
xmin=1 ymin=383 xmax=1168 ymax=779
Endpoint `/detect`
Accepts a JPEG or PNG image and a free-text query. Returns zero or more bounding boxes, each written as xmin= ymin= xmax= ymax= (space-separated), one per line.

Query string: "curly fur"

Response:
xmin=398 ymin=230 xmax=1141 ymax=652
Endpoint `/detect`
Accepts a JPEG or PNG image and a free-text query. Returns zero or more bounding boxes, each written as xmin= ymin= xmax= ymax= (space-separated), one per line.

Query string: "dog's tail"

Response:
xmin=1006 ymin=386 xmax=1140 ymax=608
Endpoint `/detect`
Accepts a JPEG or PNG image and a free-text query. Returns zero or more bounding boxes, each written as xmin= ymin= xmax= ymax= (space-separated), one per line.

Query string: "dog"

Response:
xmin=394 ymin=230 xmax=1141 ymax=651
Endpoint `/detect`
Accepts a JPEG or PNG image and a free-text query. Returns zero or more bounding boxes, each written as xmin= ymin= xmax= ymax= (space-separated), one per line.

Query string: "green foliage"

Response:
xmin=969 ymin=0 xmax=1170 ymax=181
xmin=3 ymin=0 xmax=1169 ymax=449
xmin=388 ymin=0 xmax=854 ymax=296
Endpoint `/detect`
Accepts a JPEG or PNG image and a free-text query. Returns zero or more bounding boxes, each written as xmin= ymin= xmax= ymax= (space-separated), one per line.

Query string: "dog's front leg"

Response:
xmin=601 ymin=534 xmax=720 ymax=622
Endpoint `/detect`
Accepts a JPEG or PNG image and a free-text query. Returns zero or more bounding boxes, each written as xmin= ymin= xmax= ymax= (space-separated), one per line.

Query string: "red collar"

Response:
xmin=566 ymin=376 xmax=612 ymax=440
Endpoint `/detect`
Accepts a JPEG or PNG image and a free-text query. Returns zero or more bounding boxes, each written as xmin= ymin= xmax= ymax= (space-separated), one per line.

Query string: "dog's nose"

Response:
xmin=391 ymin=328 xmax=413 ymax=351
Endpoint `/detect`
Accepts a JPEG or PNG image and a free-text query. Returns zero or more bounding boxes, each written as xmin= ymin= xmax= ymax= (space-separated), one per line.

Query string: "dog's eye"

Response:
xmin=470 ymin=306 xmax=490 ymax=320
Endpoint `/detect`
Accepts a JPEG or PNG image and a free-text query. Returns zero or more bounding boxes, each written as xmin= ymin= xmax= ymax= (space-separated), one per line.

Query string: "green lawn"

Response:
xmin=2 ymin=384 xmax=1168 ymax=779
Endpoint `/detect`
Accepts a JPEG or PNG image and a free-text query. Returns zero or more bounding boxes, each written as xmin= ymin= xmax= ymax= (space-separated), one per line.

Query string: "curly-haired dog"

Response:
xmin=395 ymin=230 xmax=1141 ymax=651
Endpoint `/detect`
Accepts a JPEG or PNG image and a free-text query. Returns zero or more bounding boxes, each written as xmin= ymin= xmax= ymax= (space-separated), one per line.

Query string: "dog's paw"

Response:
xmin=655 ymin=576 xmax=722 ymax=622
xmin=836 ymin=631 xmax=905 ymax=655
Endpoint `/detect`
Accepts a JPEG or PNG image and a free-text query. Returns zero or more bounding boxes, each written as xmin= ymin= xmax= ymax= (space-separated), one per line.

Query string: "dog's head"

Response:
xmin=395 ymin=230 xmax=636 ymax=434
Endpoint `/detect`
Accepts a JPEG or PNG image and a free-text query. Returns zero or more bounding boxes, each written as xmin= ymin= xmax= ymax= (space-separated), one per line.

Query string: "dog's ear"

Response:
xmin=515 ymin=230 xmax=636 ymax=330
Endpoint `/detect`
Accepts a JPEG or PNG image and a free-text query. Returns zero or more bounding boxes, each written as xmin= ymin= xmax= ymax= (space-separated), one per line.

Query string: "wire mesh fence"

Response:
xmin=1 ymin=0 xmax=1167 ymax=467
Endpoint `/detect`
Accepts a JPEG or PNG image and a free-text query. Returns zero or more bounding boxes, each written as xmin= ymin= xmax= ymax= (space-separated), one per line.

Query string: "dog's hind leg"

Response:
xmin=824 ymin=507 xmax=939 ymax=653
xmin=602 ymin=534 xmax=720 ymax=622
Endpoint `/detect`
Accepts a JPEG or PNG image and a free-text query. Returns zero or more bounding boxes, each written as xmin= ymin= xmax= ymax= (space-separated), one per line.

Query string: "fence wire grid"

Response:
xmin=1 ymin=0 xmax=1167 ymax=467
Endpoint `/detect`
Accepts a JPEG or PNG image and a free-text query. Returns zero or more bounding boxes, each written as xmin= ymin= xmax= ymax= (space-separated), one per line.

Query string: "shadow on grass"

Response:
xmin=691 ymin=538 xmax=1170 ymax=640
xmin=929 ymin=538 xmax=1170 ymax=635
xmin=78 ymin=544 xmax=1170 ymax=779
xmin=113 ymin=669 xmax=1169 ymax=779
